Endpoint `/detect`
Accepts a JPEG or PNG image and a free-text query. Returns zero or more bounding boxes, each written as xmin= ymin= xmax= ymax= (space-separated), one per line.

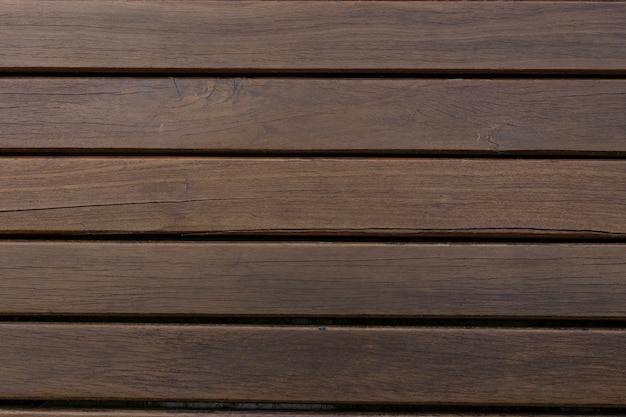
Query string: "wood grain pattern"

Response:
xmin=3 ymin=413 xmax=622 ymax=417
xmin=0 ymin=410 xmax=444 ymax=417
xmin=1 ymin=1 xmax=625 ymax=72
xmin=0 ymin=158 xmax=624 ymax=237
xmin=2 ymin=78 xmax=625 ymax=154
xmin=2 ymin=0 xmax=624 ymax=412
xmin=1 ymin=325 xmax=624 ymax=405
xmin=1 ymin=242 xmax=625 ymax=318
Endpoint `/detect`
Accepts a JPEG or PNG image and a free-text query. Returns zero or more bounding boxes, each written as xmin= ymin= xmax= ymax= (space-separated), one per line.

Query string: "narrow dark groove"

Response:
xmin=1 ymin=234 xmax=626 ymax=243
xmin=0 ymin=69 xmax=625 ymax=78
xmin=2 ymin=316 xmax=625 ymax=327
xmin=0 ymin=150 xmax=625 ymax=159
xmin=2 ymin=234 xmax=626 ymax=243
xmin=1 ymin=401 xmax=625 ymax=413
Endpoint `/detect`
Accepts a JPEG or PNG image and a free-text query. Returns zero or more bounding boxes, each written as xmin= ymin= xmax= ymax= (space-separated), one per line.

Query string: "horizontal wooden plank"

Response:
xmin=0 ymin=412 xmax=354 ymax=417
xmin=1 ymin=1 xmax=625 ymax=72
xmin=1 ymin=242 xmax=624 ymax=318
xmin=0 ymin=412 xmax=460 ymax=417
xmin=0 ymin=159 xmax=624 ymax=237
xmin=1 ymin=325 xmax=624 ymax=404
xmin=2 ymin=78 xmax=625 ymax=154
xmin=3 ymin=413 xmax=624 ymax=417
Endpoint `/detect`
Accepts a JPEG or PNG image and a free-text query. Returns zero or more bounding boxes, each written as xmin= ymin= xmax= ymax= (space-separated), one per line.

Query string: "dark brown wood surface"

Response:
xmin=2 ymin=0 xmax=625 ymax=410
xmin=0 ymin=412 xmax=449 ymax=417
xmin=1 ymin=1 xmax=625 ymax=72
xmin=1 ymin=325 xmax=624 ymax=405
xmin=0 ymin=158 xmax=623 ymax=237
xmin=1 ymin=242 xmax=624 ymax=318
xmin=2 ymin=78 xmax=624 ymax=154
xmin=2 ymin=413 xmax=622 ymax=417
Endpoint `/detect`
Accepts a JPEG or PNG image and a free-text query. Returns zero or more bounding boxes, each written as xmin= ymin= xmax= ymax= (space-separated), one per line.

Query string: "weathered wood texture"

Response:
xmin=2 ymin=413 xmax=622 ymax=417
xmin=2 ymin=78 xmax=624 ymax=154
xmin=4 ymin=411 xmax=622 ymax=417
xmin=2 ymin=0 xmax=625 ymax=410
xmin=1 ymin=242 xmax=624 ymax=318
xmin=1 ymin=1 xmax=625 ymax=72
xmin=0 ymin=158 xmax=623 ymax=237
xmin=1 ymin=325 xmax=624 ymax=405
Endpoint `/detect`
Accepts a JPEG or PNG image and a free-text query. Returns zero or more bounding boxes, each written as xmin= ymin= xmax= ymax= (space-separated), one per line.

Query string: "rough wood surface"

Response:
xmin=1 ymin=1 xmax=625 ymax=72
xmin=2 ymin=78 xmax=624 ymax=154
xmin=1 ymin=242 xmax=624 ymax=318
xmin=2 ymin=0 xmax=624 ymax=412
xmin=0 ymin=158 xmax=624 ymax=237
xmin=1 ymin=325 xmax=624 ymax=405
xmin=2 ymin=413 xmax=622 ymax=417
xmin=0 ymin=412 xmax=461 ymax=417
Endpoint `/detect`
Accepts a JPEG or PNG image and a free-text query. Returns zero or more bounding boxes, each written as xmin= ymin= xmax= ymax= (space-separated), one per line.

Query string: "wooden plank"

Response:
xmin=3 ymin=413 xmax=624 ymax=417
xmin=2 ymin=78 xmax=624 ymax=154
xmin=1 ymin=325 xmax=624 ymax=405
xmin=0 ymin=158 xmax=624 ymax=237
xmin=6 ymin=411 xmax=623 ymax=417
xmin=1 ymin=1 xmax=624 ymax=72
xmin=1 ymin=242 xmax=624 ymax=318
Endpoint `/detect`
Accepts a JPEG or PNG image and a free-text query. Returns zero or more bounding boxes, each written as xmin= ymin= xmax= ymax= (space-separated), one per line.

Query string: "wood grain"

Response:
xmin=1 ymin=325 xmax=624 ymax=405
xmin=0 ymin=158 xmax=624 ymax=237
xmin=1 ymin=242 xmax=624 ymax=318
xmin=2 ymin=78 xmax=625 ymax=154
xmin=0 ymin=410 xmax=472 ymax=417
xmin=1 ymin=1 xmax=625 ymax=72
xmin=2 ymin=413 xmax=622 ymax=417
